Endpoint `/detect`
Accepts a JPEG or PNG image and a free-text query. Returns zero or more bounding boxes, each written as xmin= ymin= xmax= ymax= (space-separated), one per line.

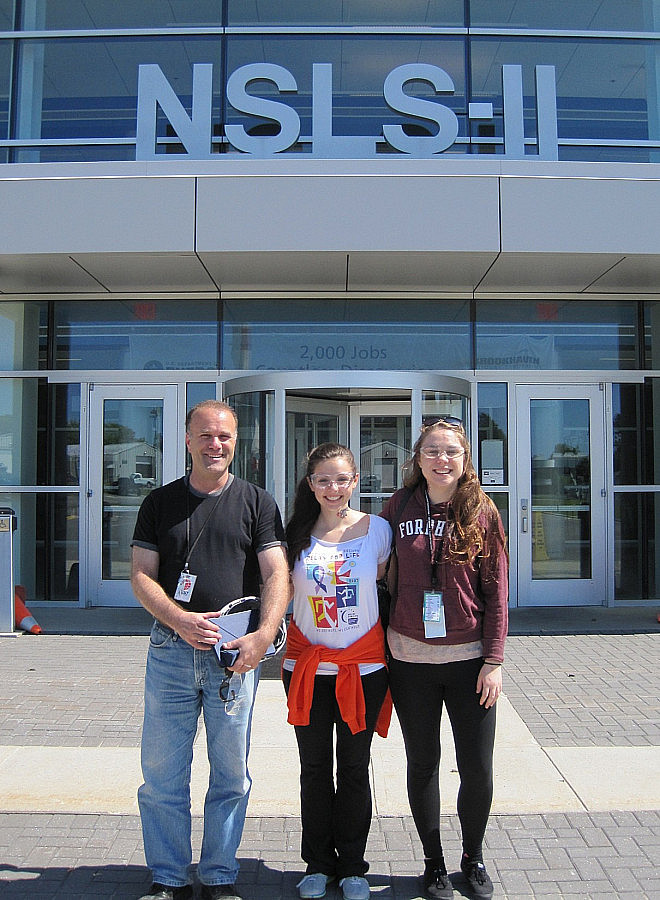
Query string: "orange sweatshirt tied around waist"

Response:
xmin=284 ymin=619 xmax=392 ymax=738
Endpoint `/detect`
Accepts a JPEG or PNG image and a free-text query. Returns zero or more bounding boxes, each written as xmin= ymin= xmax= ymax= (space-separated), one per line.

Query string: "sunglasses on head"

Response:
xmin=421 ymin=415 xmax=464 ymax=429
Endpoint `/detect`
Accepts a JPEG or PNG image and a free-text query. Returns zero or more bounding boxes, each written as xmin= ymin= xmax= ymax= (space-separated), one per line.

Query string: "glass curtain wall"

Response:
xmin=1 ymin=1 xmax=660 ymax=161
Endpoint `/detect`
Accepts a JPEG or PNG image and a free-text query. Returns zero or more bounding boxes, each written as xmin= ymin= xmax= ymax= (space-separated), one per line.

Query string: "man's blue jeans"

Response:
xmin=138 ymin=621 xmax=259 ymax=888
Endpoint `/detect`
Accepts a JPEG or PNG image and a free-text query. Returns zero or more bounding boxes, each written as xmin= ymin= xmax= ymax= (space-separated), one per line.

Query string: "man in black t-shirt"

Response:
xmin=131 ymin=400 xmax=289 ymax=900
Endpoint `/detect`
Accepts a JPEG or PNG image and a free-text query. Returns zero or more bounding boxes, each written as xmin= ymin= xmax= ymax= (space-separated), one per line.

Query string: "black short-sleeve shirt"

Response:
xmin=131 ymin=475 xmax=285 ymax=613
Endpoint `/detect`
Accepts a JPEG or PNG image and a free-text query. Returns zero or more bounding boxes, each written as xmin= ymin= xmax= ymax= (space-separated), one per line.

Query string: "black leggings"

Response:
xmin=388 ymin=656 xmax=496 ymax=863
xmin=283 ymin=666 xmax=389 ymax=878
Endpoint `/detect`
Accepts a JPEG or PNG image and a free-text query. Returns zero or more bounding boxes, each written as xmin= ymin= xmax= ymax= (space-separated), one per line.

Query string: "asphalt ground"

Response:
xmin=0 ymin=606 xmax=658 ymax=899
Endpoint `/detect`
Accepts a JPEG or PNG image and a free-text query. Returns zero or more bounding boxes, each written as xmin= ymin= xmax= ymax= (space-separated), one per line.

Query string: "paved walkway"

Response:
xmin=0 ymin=608 xmax=658 ymax=898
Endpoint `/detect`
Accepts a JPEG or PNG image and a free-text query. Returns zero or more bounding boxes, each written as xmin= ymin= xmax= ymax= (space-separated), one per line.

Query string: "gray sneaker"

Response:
xmin=339 ymin=875 xmax=371 ymax=900
xmin=297 ymin=873 xmax=334 ymax=898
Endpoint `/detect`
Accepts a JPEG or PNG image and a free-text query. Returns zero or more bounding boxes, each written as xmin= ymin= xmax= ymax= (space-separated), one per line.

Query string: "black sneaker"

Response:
xmin=200 ymin=885 xmax=243 ymax=900
xmin=460 ymin=858 xmax=493 ymax=898
xmin=423 ymin=866 xmax=454 ymax=899
xmin=139 ymin=884 xmax=193 ymax=900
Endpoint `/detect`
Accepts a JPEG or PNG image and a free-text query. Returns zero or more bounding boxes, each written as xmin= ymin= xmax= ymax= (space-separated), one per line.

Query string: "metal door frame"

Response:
xmin=515 ymin=383 xmax=607 ymax=606
xmin=87 ymin=383 xmax=179 ymax=606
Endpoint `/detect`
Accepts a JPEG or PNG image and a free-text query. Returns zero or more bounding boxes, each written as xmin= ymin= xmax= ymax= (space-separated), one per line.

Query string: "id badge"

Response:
xmin=174 ymin=570 xmax=197 ymax=603
xmin=423 ymin=590 xmax=446 ymax=638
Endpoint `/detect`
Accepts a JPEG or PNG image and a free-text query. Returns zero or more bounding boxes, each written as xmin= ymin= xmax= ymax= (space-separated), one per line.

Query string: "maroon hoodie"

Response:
xmin=380 ymin=485 xmax=508 ymax=662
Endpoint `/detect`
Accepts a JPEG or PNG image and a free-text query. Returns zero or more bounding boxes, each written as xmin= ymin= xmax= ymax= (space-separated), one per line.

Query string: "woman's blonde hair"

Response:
xmin=403 ymin=419 xmax=505 ymax=565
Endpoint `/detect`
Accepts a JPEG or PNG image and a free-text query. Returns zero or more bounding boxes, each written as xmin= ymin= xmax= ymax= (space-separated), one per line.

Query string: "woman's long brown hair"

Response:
xmin=402 ymin=420 xmax=506 ymax=565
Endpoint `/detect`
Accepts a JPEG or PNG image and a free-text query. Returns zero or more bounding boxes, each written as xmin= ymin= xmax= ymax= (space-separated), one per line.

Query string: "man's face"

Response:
xmin=185 ymin=407 xmax=237 ymax=484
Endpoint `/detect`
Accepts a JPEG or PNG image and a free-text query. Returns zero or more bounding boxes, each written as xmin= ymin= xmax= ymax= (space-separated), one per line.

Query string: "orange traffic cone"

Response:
xmin=14 ymin=586 xmax=42 ymax=634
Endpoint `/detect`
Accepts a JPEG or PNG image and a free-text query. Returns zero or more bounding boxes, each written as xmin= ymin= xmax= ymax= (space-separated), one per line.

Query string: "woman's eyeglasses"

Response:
xmin=309 ymin=474 xmax=355 ymax=489
xmin=419 ymin=446 xmax=465 ymax=460
xmin=422 ymin=415 xmax=464 ymax=429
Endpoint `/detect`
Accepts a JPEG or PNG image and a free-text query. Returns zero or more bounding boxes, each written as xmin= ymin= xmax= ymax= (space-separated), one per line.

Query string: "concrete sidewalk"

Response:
xmin=0 ymin=611 xmax=658 ymax=898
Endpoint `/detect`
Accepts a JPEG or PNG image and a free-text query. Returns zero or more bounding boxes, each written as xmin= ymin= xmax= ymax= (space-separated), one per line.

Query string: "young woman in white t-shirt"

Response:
xmin=283 ymin=443 xmax=392 ymax=900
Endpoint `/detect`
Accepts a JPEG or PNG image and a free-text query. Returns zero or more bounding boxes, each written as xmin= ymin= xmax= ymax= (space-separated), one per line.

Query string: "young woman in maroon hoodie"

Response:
xmin=380 ymin=417 xmax=508 ymax=900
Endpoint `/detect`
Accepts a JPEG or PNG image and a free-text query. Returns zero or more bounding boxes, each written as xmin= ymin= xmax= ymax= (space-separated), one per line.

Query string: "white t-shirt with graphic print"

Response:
xmin=284 ymin=514 xmax=392 ymax=676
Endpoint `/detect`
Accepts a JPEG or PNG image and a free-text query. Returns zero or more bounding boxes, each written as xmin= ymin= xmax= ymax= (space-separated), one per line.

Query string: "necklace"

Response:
xmin=337 ymin=507 xmax=348 ymax=518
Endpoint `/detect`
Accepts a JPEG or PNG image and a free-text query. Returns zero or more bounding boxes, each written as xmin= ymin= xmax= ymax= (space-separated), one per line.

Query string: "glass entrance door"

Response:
xmin=87 ymin=384 xmax=178 ymax=606
xmin=349 ymin=402 xmax=412 ymax=513
xmin=516 ymin=384 xmax=606 ymax=606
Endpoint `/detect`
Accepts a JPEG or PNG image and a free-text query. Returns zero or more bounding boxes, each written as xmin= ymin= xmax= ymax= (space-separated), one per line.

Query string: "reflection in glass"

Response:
xmin=0 ymin=36 xmax=11 ymax=140
xmin=54 ymin=299 xmax=218 ymax=370
xmin=0 ymin=301 xmax=47 ymax=370
xmin=228 ymin=392 xmax=269 ymax=490
xmin=470 ymin=37 xmax=654 ymax=155
xmin=476 ymin=299 xmax=638 ymax=370
xmin=187 ymin=383 xmax=217 ymax=415
xmin=285 ymin=410 xmax=339 ymax=519
xmin=0 ymin=491 xmax=79 ymax=602
xmin=226 ymin=35 xmax=466 ymax=151
xmin=644 ymin=301 xmax=660 ymax=369
xmin=102 ymin=399 xmax=163 ymax=580
xmin=229 ymin=0 xmax=463 ymax=25
xmin=478 ymin=383 xmax=508 ymax=486
xmin=530 ymin=399 xmax=591 ymax=580
xmin=485 ymin=491 xmax=509 ymax=538
xmin=13 ymin=36 xmax=224 ymax=157
xmin=470 ymin=0 xmax=649 ymax=30
xmin=0 ymin=380 xmax=80 ymax=487
xmin=614 ymin=492 xmax=658 ymax=601
xmin=27 ymin=1 xmax=224 ymax=29
xmin=358 ymin=415 xmax=411 ymax=512
xmin=223 ymin=299 xmax=471 ymax=371
xmin=421 ymin=393 xmax=469 ymax=433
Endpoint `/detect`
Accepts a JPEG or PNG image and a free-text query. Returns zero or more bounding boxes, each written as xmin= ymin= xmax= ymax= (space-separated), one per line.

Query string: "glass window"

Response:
xmin=13 ymin=37 xmax=223 ymax=158
xmin=21 ymin=1 xmax=223 ymax=29
xmin=0 ymin=492 xmax=79 ymax=602
xmin=612 ymin=381 xmax=658 ymax=486
xmin=470 ymin=1 xmax=650 ymax=31
xmin=421 ymin=393 xmax=469 ymax=429
xmin=0 ymin=37 xmax=11 ymax=141
xmin=226 ymin=35 xmax=466 ymax=152
xmin=187 ymin=383 xmax=218 ymax=414
xmin=475 ymin=300 xmax=638 ymax=370
xmin=485 ymin=491 xmax=509 ymax=540
xmin=222 ymin=299 xmax=471 ymax=370
xmin=53 ymin=299 xmax=218 ymax=370
xmin=227 ymin=391 xmax=270 ymax=490
xmin=285 ymin=408 xmax=340 ymax=519
xmin=229 ymin=0 xmax=464 ymax=25
xmin=0 ymin=301 xmax=48 ymax=370
xmin=645 ymin=301 xmax=660 ymax=369
xmin=0 ymin=1 xmax=12 ymax=29
xmin=478 ymin=383 xmax=508 ymax=485
xmin=0 ymin=380 xmax=80 ymax=486
xmin=470 ymin=38 xmax=656 ymax=155
xmin=614 ymin=492 xmax=658 ymax=601
xmin=358 ymin=412 xmax=411 ymax=513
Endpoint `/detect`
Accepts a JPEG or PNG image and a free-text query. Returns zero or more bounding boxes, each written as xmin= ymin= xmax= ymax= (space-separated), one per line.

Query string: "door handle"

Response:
xmin=520 ymin=498 xmax=528 ymax=533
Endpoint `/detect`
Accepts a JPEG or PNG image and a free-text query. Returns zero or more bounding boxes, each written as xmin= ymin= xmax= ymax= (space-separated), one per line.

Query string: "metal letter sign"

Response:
xmin=136 ymin=61 xmax=558 ymax=161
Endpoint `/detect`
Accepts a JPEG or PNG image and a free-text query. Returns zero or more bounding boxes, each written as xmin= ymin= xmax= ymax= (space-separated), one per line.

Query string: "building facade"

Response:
xmin=1 ymin=1 xmax=659 ymax=613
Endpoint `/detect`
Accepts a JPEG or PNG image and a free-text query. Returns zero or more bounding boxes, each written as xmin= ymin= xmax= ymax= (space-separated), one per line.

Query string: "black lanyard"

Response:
xmin=183 ymin=481 xmax=228 ymax=572
xmin=424 ymin=491 xmax=447 ymax=591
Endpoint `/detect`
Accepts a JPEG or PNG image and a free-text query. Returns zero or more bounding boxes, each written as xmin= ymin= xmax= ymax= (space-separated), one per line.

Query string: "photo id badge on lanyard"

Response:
xmin=423 ymin=591 xmax=446 ymax=638
xmin=174 ymin=567 xmax=197 ymax=603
